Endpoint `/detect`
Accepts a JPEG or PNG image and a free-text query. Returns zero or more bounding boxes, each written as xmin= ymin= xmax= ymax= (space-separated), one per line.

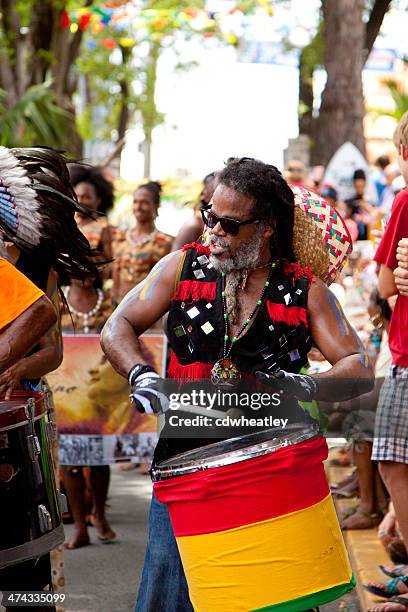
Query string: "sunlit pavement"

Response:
xmin=64 ymin=467 xmax=360 ymax=611
xmin=64 ymin=467 xmax=151 ymax=612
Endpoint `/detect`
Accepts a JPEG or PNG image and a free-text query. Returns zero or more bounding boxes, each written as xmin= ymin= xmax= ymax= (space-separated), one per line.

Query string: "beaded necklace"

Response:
xmin=211 ymin=262 xmax=276 ymax=385
xmin=64 ymin=287 xmax=104 ymax=334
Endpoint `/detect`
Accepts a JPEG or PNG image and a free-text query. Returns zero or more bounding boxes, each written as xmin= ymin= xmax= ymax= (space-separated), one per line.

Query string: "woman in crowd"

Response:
xmin=69 ymin=163 xmax=114 ymax=261
xmin=60 ymin=273 xmax=116 ymax=549
xmin=111 ymin=181 xmax=172 ymax=304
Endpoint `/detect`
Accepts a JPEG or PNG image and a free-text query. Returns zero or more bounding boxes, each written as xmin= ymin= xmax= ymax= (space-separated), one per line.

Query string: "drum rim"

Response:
xmin=152 ymin=424 xmax=320 ymax=481
xmin=0 ymin=392 xmax=45 ymax=428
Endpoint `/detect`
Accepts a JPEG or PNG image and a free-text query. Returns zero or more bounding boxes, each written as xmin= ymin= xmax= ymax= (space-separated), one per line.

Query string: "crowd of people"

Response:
xmin=1 ymin=113 xmax=408 ymax=612
xmin=285 ymin=153 xmax=405 ymax=244
xmin=283 ymin=116 xmax=408 ymax=612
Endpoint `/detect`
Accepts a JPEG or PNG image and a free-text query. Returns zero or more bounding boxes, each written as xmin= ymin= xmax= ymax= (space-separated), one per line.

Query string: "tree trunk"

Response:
xmin=298 ymin=47 xmax=314 ymax=136
xmin=50 ymin=2 xmax=92 ymax=158
xmin=311 ymin=0 xmax=366 ymax=166
xmin=141 ymin=40 xmax=160 ymax=179
xmin=364 ymin=0 xmax=392 ymax=64
xmin=116 ymin=45 xmax=131 ymax=143
xmin=143 ymin=137 xmax=152 ymax=179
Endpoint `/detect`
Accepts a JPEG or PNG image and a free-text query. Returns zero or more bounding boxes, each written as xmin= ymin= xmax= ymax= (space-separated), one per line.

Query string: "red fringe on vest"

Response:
xmin=171 ymin=280 xmax=216 ymax=302
xmin=284 ymin=262 xmax=313 ymax=284
xmin=182 ymin=242 xmax=210 ymax=255
xmin=167 ymin=352 xmax=212 ymax=380
xmin=266 ymin=302 xmax=309 ymax=328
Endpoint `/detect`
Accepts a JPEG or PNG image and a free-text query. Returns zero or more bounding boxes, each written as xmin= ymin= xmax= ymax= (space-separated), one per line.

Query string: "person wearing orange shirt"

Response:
xmin=0 ymin=256 xmax=56 ymax=372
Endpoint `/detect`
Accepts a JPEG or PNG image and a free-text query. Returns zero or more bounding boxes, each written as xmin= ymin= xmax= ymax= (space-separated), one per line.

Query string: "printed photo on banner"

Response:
xmin=48 ymin=333 xmax=166 ymax=464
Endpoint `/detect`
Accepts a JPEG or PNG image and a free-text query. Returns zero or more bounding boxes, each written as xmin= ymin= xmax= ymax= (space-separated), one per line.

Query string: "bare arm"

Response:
xmin=0 ymin=296 xmax=57 ymax=374
xmin=171 ymin=217 xmax=204 ymax=251
xmin=101 ymin=250 xmax=184 ymax=378
xmin=0 ymin=270 xmax=63 ymax=398
xmin=378 ymin=264 xmax=398 ymax=299
xmin=308 ymin=279 xmax=374 ymax=400
xmin=100 ymin=225 xmax=113 ymax=261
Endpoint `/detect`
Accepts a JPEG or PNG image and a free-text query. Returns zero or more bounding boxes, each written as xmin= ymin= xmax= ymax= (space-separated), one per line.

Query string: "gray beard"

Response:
xmin=209 ymin=225 xmax=266 ymax=322
xmin=209 ymin=224 xmax=264 ymax=274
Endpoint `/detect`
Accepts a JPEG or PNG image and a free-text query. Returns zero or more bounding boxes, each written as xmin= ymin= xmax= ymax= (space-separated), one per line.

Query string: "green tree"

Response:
xmin=297 ymin=0 xmax=393 ymax=164
xmin=0 ymin=0 xmax=92 ymax=152
xmin=77 ymin=0 xmax=221 ymax=177
xmin=370 ymin=78 xmax=408 ymax=121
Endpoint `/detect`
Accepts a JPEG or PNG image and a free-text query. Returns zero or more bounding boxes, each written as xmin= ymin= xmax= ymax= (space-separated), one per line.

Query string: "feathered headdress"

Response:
xmin=0 ymin=146 xmax=103 ymax=282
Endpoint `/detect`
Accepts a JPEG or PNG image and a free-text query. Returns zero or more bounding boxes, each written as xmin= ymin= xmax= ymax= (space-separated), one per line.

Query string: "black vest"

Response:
xmin=154 ymin=244 xmax=313 ymax=465
xmin=167 ymin=244 xmax=312 ymax=377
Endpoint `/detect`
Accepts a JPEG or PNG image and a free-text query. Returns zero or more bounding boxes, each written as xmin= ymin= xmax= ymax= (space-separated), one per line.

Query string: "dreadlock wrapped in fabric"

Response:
xmin=0 ymin=146 xmax=102 ymax=283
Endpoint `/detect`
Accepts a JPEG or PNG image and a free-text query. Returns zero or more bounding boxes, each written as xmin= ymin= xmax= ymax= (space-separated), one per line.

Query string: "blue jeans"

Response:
xmin=135 ymin=494 xmax=193 ymax=612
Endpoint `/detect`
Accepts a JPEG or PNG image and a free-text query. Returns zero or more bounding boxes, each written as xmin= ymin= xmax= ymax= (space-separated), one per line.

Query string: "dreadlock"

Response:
xmin=0 ymin=146 xmax=103 ymax=284
xmin=217 ymin=157 xmax=296 ymax=261
xmin=69 ymin=163 xmax=114 ymax=215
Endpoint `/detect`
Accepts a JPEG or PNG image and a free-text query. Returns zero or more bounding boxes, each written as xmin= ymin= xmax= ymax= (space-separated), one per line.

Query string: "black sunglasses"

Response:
xmin=200 ymin=208 xmax=262 ymax=236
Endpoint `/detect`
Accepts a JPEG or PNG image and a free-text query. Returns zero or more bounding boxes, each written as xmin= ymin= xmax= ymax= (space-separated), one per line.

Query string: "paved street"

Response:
xmin=64 ymin=468 xmax=151 ymax=612
xmin=63 ymin=467 xmax=360 ymax=612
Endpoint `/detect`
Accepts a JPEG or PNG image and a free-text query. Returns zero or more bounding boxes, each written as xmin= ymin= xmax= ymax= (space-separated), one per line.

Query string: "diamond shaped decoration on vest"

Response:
xmin=197 ymin=254 xmax=209 ymax=265
xmin=174 ymin=325 xmax=186 ymax=337
xmin=289 ymin=349 xmax=301 ymax=361
xmin=279 ymin=334 xmax=288 ymax=347
xmin=193 ymin=269 xmax=205 ymax=280
xmin=201 ymin=321 xmax=214 ymax=335
xmin=187 ymin=306 xmax=200 ymax=319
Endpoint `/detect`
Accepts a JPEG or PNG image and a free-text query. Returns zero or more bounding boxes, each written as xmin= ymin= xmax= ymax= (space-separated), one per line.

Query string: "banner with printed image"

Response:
xmin=48 ymin=333 xmax=166 ymax=465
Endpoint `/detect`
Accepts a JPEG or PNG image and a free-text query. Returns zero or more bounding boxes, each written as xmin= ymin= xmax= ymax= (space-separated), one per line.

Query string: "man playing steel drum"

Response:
xmin=102 ymin=157 xmax=374 ymax=612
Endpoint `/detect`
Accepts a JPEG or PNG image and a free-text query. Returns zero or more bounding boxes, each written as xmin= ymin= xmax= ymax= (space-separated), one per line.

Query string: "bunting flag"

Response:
xmin=60 ymin=1 xmax=274 ymax=49
xmin=154 ymin=436 xmax=354 ymax=612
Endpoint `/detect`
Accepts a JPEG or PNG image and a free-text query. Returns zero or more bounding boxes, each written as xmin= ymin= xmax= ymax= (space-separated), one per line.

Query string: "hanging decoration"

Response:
xmin=60 ymin=0 xmax=274 ymax=51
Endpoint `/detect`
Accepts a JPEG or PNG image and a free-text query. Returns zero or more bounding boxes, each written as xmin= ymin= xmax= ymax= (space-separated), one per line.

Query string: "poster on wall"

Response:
xmin=48 ymin=333 xmax=167 ymax=465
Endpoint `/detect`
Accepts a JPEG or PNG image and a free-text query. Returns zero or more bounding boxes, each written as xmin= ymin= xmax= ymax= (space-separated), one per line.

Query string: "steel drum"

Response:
xmin=0 ymin=392 xmax=64 ymax=569
xmin=153 ymin=424 xmax=354 ymax=612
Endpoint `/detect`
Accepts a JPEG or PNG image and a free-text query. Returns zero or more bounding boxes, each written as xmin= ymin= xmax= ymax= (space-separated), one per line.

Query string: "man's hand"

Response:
xmin=255 ymin=369 xmax=318 ymax=402
xmin=129 ymin=364 xmax=169 ymax=414
xmin=394 ymin=237 xmax=408 ymax=296
xmin=396 ymin=237 xmax=408 ymax=266
xmin=0 ymin=362 xmax=24 ymax=400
